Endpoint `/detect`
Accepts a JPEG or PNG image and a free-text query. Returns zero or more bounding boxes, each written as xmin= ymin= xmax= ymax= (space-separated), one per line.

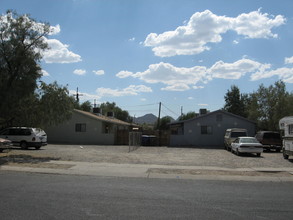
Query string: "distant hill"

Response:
xmin=133 ymin=113 xmax=175 ymax=125
xmin=133 ymin=114 xmax=158 ymax=125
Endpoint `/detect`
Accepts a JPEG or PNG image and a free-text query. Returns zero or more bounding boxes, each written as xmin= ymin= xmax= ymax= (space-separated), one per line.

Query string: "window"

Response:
xmin=289 ymin=125 xmax=293 ymax=135
xmin=201 ymin=125 xmax=212 ymax=135
xmin=75 ymin=123 xmax=86 ymax=132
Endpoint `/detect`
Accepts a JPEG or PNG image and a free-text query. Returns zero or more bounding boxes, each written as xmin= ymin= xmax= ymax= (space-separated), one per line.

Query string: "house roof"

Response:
xmin=74 ymin=109 xmax=133 ymax=126
xmin=170 ymin=109 xmax=256 ymax=125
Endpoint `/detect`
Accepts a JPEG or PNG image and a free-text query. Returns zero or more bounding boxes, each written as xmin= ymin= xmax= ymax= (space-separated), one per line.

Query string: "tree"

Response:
xmin=79 ymin=101 xmax=92 ymax=112
xmin=0 ymin=10 xmax=50 ymax=123
xmin=100 ymin=102 xmax=132 ymax=122
xmin=178 ymin=111 xmax=197 ymax=121
xmin=11 ymin=81 xmax=75 ymax=128
xmin=155 ymin=116 xmax=173 ymax=130
xmin=248 ymin=81 xmax=292 ymax=130
xmin=223 ymin=85 xmax=247 ymax=117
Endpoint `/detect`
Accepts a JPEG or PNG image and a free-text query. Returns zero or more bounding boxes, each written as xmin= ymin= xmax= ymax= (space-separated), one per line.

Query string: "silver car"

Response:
xmin=231 ymin=137 xmax=263 ymax=157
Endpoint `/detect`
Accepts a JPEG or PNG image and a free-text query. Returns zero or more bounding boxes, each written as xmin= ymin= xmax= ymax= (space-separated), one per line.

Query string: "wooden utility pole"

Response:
xmin=157 ymin=102 xmax=162 ymax=146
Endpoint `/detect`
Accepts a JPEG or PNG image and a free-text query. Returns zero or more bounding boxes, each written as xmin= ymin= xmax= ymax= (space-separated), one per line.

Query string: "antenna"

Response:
xmin=74 ymin=87 xmax=83 ymax=103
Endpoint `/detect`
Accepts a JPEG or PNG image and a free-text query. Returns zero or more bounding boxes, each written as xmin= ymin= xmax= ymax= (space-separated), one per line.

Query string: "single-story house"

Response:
xmin=169 ymin=110 xmax=256 ymax=148
xmin=45 ymin=109 xmax=134 ymax=145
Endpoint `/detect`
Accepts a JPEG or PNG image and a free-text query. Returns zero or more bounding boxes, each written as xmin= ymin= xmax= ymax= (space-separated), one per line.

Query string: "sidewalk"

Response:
xmin=1 ymin=160 xmax=293 ymax=182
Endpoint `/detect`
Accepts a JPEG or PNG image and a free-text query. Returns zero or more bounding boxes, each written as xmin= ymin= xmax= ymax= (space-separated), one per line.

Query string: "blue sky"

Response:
xmin=1 ymin=0 xmax=293 ymax=118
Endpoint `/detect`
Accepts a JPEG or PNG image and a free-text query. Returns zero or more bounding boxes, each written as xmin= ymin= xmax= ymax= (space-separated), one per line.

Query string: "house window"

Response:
xmin=103 ymin=123 xmax=113 ymax=134
xmin=75 ymin=123 xmax=86 ymax=132
xmin=289 ymin=125 xmax=293 ymax=135
xmin=201 ymin=125 xmax=212 ymax=135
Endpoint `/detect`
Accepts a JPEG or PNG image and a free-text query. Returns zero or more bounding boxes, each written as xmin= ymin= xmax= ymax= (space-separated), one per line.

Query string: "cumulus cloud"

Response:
xmin=49 ymin=24 xmax=61 ymax=35
xmin=73 ymin=69 xmax=86 ymax=75
xmin=250 ymin=67 xmax=293 ymax=83
xmin=116 ymin=71 xmax=134 ymax=78
xmin=117 ymin=59 xmax=275 ymax=91
xmin=43 ymin=39 xmax=82 ymax=63
xmin=285 ymin=56 xmax=293 ymax=64
xmin=208 ymin=59 xmax=268 ymax=79
xmin=144 ymin=9 xmax=285 ymax=57
xmin=93 ymin=70 xmax=105 ymax=75
xmin=96 ymin=85 xmax=152 ymax=97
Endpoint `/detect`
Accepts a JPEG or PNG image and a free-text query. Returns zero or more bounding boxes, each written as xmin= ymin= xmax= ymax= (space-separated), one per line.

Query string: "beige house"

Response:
xmin=46 ymin=109 xmax=133 ymax=145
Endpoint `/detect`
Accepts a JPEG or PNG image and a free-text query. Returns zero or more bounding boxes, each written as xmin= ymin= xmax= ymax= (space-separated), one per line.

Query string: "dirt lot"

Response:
xmin=1 ymin=144 xmax=293 ymax=169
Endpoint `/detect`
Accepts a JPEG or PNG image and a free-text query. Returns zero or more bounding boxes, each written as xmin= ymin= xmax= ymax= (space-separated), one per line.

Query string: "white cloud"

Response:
xmin=73 ymin=69 xmax=86 ymax=75
xmin=250 ymin=67 xmax=293 ymax=83
xmin=118 ymin=58 xmax=280 ymax=91
xmin=161 ymin=83 xmax=191 ymax=91
xmin=96 ymin=85 xmax=152 ymax=97
xmin=93 ymin=70 xmax=105 ymax=75
xmin=116 ymin=71 xmax=134 ymax=78
xmin=188 ymin=97 xmax=194 ymax=100
xmin=41 ymin=69 xmax=50 ymax=76
xmin=144 ymin=9 xmax=285 ymax=57
xmin=49 ymin=24 xmax=61 ymax=35
xmin=69 ymin=90 xmax=101 ymax=102
xmin=129 ymin=37 xmax=135 ymax=41
xmin=285 ymin=56 xmax=293 ymax=64
xmin=209 ymin=59 xmax=268 ymax=79
xmin=43 ymin=39 xmax=82 ymax=63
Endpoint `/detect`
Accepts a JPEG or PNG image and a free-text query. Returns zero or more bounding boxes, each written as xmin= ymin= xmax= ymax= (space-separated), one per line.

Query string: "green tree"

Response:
xmin=11 ymin=82 xmax=75 ymax=128
xmin=155 ymin=116 xmax=173 ymax=130
xmin=100 ymin=102 xmax=132 ymax=122
xmin=79 ymin=101 xmax=92 ymax=112
xmin=178 ymin=111 xmax=197 ymax=121
xmin=223 ymin=85 xmax=247 ymax=117
xmin=0 ymin=10 xmax=50 ymax=123
xmin=248 ymin=81 xmax=292 ymax=130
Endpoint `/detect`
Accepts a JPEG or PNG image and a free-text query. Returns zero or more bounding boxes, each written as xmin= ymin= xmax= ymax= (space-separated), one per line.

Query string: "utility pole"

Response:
xmin=157 ymin=102 xmax=162 ymax=146
xmin=74 ymin=87 xmax=83 ymax=103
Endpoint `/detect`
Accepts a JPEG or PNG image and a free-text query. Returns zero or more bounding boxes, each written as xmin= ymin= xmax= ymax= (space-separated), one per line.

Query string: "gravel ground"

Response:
xmin=1 ymin=144 xmax=293 ymax=169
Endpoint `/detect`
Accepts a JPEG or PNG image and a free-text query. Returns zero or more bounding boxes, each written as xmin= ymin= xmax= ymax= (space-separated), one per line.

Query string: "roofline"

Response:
xmin=73 ymin=109 xmax=133 ymax=126
xmin=170 ymin=109 xmax=256 ymax=125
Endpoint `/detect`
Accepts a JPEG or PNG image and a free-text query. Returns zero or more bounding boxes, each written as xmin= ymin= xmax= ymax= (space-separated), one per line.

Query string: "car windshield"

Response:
xmin=231 ymin=132 xmax=247 ymax=138
xmin=263 ymin=133 xmax=281 ymax=139
xmin=240 ymin=137 xmax=258 ymax=143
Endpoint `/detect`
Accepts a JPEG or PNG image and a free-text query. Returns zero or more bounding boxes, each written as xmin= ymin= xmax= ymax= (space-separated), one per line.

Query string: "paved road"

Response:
xmin=1 ymin=144 xmax=293 ymax=168
xmin=0 ymin=171 xmax=292 ymax=220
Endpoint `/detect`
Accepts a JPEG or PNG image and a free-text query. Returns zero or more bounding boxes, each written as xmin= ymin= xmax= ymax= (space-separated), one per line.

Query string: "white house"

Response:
xmin=45 ymin=109 xmax=133 ymax=145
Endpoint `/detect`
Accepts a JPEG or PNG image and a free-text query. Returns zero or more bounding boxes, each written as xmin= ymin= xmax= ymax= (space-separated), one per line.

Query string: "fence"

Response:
xmin=128 ymin=132 xmax=142 ymax=152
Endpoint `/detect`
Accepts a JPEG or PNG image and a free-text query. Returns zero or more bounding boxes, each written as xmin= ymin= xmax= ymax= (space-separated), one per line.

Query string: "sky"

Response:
xmin=1 ymin=0 xmax=293 ymax=119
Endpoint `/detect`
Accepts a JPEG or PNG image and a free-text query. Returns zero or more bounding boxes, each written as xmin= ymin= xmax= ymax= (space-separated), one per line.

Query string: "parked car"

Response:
xmin=0 ymin=127 xmax=47 ymax=150
xmin=0 ymin=138 xmax=12 ymax=152
xmin=255 ymin=131 xmax=282 ymax=152
xmin=224 ymin=128 xmax=248 ymax=151
xmin=231 ymin=137 xmax=263 ymax=157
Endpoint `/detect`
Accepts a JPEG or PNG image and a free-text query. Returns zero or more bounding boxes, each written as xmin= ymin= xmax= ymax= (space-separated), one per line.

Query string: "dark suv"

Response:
xmin=255 ymin=131 xmax=282 ymax=152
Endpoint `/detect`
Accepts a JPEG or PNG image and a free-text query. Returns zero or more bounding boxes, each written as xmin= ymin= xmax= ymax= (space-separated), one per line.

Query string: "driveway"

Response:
xmin=1 ymin=144 xmax=292 ymax=169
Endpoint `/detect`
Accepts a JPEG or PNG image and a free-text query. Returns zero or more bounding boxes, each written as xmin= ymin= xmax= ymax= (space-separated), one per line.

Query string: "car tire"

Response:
xmin=283 ymin=151 xmax=289 ymax=159
xmin=20 ymin=141 xmax=27 ymax=150
xmin=35 ymin=146 xmax=41 ymax=150
xmin=256 ymin=153 xmax=261 ymax=157
xmin=236 ymin=149 xmax=241 ymax=156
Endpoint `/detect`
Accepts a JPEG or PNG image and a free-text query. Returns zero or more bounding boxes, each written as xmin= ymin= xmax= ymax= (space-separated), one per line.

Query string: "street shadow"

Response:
xmin=0 ymin=154 xmax=60 ymax=165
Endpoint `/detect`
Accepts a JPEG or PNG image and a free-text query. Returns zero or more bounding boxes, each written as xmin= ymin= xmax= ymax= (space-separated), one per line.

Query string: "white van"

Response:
xmin=224 ymin=128 xmax=248 ymax=151
xmin=0 ymin=127 xmax=47 ymax=150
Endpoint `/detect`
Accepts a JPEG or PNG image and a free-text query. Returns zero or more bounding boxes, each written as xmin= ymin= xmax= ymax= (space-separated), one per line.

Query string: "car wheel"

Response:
xmin=283 ymin=151 xmax=289 ymax=159
xmin=256 ymin=153 xmax=261 ymax=157
xmin=236 ymin=149 xmax=241 ymax=156
xmin=35 ymin=146 xmax=41 ymax=150
xmin=20 ymin=141 xmax=27 ymax=150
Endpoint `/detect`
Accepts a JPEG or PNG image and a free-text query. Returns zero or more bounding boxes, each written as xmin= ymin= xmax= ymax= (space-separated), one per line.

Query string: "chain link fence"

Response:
xmin=128 ymin=132 xmax=142 ymax=152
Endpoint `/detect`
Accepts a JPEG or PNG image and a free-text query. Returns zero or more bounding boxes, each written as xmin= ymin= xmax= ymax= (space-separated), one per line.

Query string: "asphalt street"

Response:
xmin=0 ymin=171 xmax=293 ymax=220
